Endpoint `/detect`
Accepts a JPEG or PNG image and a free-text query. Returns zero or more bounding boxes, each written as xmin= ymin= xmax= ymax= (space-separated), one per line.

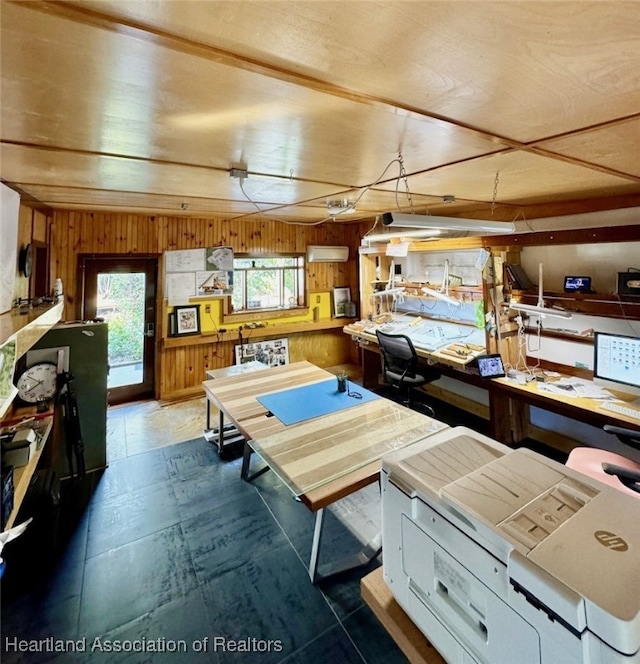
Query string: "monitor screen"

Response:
xmin=593 ymin=332 xmax=640 ymax=398
xmin=564 ymin=276 xmax=591 ymax=293
xmin=476 ymin=354 xmax=506 ymax=379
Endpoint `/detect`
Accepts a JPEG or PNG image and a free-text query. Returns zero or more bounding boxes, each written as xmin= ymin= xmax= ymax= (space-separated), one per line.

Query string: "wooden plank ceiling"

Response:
xmin=1 ymin=0 xmax=639 ymax=226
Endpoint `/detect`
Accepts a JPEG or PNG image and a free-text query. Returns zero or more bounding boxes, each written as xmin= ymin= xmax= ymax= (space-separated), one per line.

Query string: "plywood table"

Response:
xmin=203 ymin=361 xmax=448 ymax=582
xmin=489 ymin=376 xmax=640 ymax=448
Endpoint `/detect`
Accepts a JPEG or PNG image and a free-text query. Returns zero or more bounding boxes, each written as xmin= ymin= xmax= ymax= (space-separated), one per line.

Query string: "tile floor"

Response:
xmin=1 ymin=397 xmax=407 ymax=664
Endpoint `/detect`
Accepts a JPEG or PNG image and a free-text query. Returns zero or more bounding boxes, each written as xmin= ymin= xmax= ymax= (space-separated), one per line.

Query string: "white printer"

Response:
xmin=381 ymin=427 xmax=640 ymax=664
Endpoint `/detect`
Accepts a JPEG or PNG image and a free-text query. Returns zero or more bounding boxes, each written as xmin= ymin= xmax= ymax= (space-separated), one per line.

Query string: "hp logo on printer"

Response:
xmin=595 ymin=530 xmax=628 ymax=552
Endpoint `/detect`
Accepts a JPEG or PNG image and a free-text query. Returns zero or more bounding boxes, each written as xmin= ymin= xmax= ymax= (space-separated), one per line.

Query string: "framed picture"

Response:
xmin=332 ymin=286 xmax=351 ymax=318
xmin=174 ymin=305 xmax=201 ymax=336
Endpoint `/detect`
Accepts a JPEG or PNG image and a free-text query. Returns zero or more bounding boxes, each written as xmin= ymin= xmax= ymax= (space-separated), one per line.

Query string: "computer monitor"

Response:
xmin=593 ymin=332 xmax=640 ymax=399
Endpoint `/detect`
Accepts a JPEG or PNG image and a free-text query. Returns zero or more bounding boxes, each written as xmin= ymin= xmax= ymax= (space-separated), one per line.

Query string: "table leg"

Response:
xmin=241 ymin=441 xmax=269 ymax=482
xmin=308 ymin=508 xmax=382 ymax=584
xmin=309 ymin=508 xmax=326 ymax=583
xmin=218 ymin=409 xmax=225 ymax=454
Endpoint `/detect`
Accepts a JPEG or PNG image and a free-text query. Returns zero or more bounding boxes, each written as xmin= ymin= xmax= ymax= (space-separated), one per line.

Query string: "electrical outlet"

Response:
xmin=316 ymin=295 xmax=321 ymax=304
xmin=205 ymin=304 xmax=211 ymax=314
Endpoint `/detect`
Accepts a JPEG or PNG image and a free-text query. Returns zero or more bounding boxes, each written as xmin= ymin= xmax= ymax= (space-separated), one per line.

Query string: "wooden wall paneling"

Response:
xmin=92 ymin=212 xmax=102 ymax=252
xmin=136 ymin=213 xmax=144 ymax=253
xmin=163 ymin=216 xmax=175 ymax=251
xmin=184 ymin=345 xmax=195 ymax=390
xmin=132 ymin=216 xmax=145 ymax=251
xmin=176 ymin=216 xmax=187 ymax=250
xmin=115 ymin=213 xmax=125 ymax=252
xmin=173 ymin=216 xmax=184 ymax=250
xmin=107 ymin=213 xmax=116 ymax=252
xmin=287 ymin=329 xmax=353 ymax=367
xmin=126 ymin=214 xmax=135 ymax=252
xmin=198 ymin=218 xmax=208 ymax=247
xmin=32 ymin=209 xmax=48 ymax=243
xmin=156 ymin=216 xmax=165 ymax=251
xmin=174 ymin=346 xmax=184 ymax=391
xmin=17 ymin=205 xmax=32 ymax=248
xmin=159 ymin=329 xmax=357 ymax=400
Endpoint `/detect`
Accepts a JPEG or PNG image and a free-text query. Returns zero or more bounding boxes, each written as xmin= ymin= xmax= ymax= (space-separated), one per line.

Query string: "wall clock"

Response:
xmin=18 ymin=243 xmax=34 ymax=278
xmin=15 ymin=362 xmax=58 ymax=404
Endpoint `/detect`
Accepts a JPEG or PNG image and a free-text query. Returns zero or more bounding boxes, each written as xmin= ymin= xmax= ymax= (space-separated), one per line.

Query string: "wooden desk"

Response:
xmin=361 ymin=567 xmax=446 ymax=664
xmin=489 ymin=376 xmax=640 ymax=449
xmin=203 ymin=361 xmax=448 ymax=582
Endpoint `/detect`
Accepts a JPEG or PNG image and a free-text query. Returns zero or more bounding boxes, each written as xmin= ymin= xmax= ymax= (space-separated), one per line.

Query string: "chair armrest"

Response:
xmin=602 ymin=462 xmax=640 ymax=494
xmin=603 ymin=424 xmax=640 ymax=450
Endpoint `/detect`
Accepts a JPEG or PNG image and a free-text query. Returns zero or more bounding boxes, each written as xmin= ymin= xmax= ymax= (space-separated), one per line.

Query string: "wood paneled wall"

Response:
xmin=50 ymin=212 xmax=366 ymax=313
xmin=49 ymin=210 xmax=368 ymax=400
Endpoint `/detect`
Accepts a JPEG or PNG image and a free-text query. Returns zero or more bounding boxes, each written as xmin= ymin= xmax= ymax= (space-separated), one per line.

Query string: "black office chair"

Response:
xmin=376 ymin=330 xmax=440 ymax=417
xmin=566 ymin=424 xmax=640 ymax=497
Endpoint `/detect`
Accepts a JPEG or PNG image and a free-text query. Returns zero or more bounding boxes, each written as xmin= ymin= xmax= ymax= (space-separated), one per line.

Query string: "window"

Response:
xmin=231 ymin=254 xmax=305 ymax=313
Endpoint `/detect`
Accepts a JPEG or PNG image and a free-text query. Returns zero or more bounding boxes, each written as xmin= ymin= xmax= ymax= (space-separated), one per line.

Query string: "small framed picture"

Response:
xmin=332 ymin=286 xmax=351 ymax=318
xmin=174 ymin=305 xmax=201 ymax=336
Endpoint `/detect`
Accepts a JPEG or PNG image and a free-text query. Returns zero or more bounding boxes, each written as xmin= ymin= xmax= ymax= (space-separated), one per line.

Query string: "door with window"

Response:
xmin=82 ymin=256 xmax=157 ymax=404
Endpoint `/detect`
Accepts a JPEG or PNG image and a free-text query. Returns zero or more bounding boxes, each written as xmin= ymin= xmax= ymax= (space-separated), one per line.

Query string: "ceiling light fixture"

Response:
xmin=509 ymin=263 xmax=573 ymax=319
xmin=382 ymin=212 xmax=515 ymax=234
xmin=364 ymin=228 xmax=442 ymax=243
xmin=421 ymin=286 xmax=461 ymax=306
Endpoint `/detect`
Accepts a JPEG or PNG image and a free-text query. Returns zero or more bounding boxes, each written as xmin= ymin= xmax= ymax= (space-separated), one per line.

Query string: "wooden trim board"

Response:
xmin=361 ymin=567 xmax=446 ymax=664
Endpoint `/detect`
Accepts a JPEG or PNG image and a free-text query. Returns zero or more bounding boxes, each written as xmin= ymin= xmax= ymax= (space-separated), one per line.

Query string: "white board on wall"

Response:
xmin=0 ymin=183 xmax=20 ymax=314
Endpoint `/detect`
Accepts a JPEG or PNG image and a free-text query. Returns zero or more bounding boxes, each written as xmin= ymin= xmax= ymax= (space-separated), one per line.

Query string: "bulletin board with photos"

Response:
xmin=235 ymin=338 xmax=289 ymax=367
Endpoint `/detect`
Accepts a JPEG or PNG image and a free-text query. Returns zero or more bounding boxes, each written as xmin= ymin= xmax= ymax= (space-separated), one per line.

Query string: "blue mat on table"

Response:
xmin=257 ymin=378 xmax=380 ymax=426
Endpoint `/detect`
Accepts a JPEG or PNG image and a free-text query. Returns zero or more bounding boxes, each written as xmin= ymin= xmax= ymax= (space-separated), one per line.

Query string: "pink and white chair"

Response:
xmin=566 ymin=425 xmax=640 ymax=498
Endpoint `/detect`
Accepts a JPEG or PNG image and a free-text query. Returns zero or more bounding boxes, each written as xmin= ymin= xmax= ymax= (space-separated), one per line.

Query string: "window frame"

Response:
xmin=223 ymin=252 xmax=307 ymax=322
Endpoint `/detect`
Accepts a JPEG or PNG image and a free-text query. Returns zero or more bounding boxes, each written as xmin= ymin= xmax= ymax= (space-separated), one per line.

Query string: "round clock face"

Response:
xmin=19 ymin=244 xmax=34 ymax=278
xmin=16 ymin=362 xmax=58 ymax=404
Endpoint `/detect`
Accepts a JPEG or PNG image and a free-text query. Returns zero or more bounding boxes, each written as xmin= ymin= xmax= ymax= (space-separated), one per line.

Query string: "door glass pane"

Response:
xmin=97 ymin=272 xmax=145 ymax=388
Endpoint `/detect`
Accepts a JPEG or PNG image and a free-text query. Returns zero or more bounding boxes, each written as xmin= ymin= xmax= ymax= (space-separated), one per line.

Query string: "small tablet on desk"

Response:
xmin=564 ymin=276 xmax=592 ymax=293
xmin=476 ymin=354 xmax=506 ymax=379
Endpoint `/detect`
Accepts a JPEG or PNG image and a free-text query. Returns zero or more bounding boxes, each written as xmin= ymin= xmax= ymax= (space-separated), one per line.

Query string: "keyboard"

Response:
xmin=600 ymin=401 xmax=640 ymax=422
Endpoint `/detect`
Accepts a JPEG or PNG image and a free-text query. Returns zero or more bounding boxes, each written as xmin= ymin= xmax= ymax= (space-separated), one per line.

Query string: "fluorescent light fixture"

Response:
xmin=421 ymin=286 xmax=461 ymax=306
xmin=371 ymin=287 xmax=405 ymax=297
xmin=382 ymin=212 xmax=515 ymax=234
xmin=509 ymin=262 xmax=573 ymax=319
xmin=420 ymin=259 xmax=462 ymax=306
xmin=365 ymin=229 xmax=442 ymax=243
xmin=509 ymin=302 xmax=573 ymax=319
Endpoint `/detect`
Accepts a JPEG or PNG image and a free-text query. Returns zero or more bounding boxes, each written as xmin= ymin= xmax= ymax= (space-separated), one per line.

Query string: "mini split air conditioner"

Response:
xmin=306 ymin=245 xmax=349 ymax=263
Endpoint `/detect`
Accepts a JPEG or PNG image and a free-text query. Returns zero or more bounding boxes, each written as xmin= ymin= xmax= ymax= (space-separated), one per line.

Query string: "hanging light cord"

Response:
xmin=236 ymin=154 xmax=407 ymax=226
